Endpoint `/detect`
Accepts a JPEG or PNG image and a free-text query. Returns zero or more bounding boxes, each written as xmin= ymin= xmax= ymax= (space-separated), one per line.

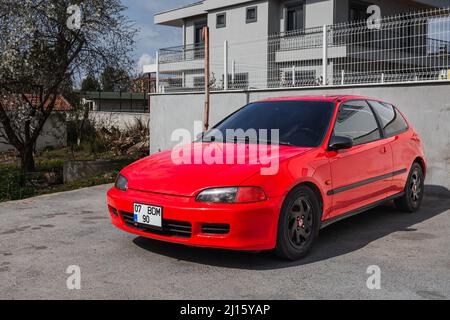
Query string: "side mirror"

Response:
xmin=328 ymin=136 xmax=354 ymax=151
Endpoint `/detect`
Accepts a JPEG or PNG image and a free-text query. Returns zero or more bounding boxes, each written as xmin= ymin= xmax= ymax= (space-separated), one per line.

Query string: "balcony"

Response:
xmin=158 ymin=44 xmax=205 ymax=73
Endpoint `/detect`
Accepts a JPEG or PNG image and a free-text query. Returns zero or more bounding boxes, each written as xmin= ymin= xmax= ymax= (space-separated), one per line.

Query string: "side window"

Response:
xmin=216 ymin=13 xmax=226 ymax=28
xmin=246 ymin=6 xmax=257 ymax=23
xmin=333 ymin=100 xmax=381 ymax=145
xmin=368 ymin=101 xmax=409 ymax=137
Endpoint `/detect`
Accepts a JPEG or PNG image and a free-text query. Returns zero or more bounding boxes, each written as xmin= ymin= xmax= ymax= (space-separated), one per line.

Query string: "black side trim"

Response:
xmin=320 ymin=192 xmax=405 ymax=229
xmin=327 ymin=169 xmax=407 ymax=196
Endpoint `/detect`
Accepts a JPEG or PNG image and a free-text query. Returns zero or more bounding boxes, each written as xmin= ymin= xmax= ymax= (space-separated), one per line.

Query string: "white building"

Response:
xmin=154 ymin=0 xmax=450 ymax=91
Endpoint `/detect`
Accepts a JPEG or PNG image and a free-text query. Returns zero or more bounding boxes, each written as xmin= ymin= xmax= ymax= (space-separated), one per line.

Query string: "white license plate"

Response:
xmin=133 ymin=203 xmax=163 ymax=228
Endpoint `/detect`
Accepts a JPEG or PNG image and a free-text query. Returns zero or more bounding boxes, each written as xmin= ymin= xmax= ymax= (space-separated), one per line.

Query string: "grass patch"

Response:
xmin=0 ymin=154 xmax=137 ymax=202
xmin=35 ymin=171 xmax=119 ymax=196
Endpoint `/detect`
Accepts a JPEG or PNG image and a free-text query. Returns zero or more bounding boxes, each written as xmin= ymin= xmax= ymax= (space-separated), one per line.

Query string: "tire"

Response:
xmin=395 ymin=163 xmax=425 ymax=213
xmin=275 ymin=186 xmax=321 ymax=260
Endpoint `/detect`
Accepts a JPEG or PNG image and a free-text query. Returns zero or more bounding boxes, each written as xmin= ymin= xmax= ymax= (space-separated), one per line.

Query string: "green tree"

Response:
xmin=101 ymin=66 xmax=131 ymax=92
xmin=81 ymin=75 xmax=101 ymax=92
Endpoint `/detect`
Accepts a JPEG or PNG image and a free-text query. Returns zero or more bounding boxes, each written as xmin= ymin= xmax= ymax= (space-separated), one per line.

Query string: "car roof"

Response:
xmin=257 ymin=95 xmax=385 ymax=104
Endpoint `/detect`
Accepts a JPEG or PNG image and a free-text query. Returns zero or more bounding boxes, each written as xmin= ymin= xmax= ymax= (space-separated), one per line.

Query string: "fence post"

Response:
xmin=292 ymin=65 xmax=296 ymax=86
xmin=224 ymin=40 xmax=229 ymax=91
xmin=322 ymin=25 xmax=328 ymax=86
xmin=203 ymin=26 xmax=210 ymax=132
xmin=341 ymin=70 xmax=345 ymax=85
xmin=156 ymin=50 xmax=160 ymax=93
xmin=232 ymin=60 xmax=236 ymax=86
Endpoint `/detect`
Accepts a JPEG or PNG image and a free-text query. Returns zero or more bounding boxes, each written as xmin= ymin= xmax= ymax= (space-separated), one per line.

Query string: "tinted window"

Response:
xmin=205 ymin=101 xmax=335 ymax=147
xmin=369 ymin=101 xmax=409 ymax=137
xmin=333 ymin=100 xmax=381 ymax=145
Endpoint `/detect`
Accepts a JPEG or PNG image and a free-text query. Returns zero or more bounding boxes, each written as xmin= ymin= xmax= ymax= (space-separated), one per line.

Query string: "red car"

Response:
xmin=107 ymin=95 xmax=426 ymax=260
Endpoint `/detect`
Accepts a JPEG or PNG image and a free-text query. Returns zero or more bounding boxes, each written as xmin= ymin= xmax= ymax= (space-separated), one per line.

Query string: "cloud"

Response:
xmin=136 ymin=53 xmax=155 ymax=73
xmin=121 ymin=0 xmax=191 ymax=72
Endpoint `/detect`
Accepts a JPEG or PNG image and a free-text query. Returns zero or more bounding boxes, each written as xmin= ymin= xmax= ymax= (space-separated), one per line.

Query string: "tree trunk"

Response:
xmin=20 ymin=145 xmax=36 ymax=172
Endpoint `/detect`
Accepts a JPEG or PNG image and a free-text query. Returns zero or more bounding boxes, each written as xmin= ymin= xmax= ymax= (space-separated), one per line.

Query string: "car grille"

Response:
xmin=120 ymin=212 xmax=192 ymax=238
xmin=201 ymin=223 xmax=230 ymax=235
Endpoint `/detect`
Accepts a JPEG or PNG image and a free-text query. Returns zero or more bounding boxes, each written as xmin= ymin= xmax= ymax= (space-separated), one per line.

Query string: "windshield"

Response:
xmin=203 ymin=100 xmax=335 ymax=148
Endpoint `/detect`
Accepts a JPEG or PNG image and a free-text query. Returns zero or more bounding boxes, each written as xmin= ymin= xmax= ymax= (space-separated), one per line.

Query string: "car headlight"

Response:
xmin=115 ymin=174 xmax=128 ymax=191
xmin=196 ymin=187 xmax=267 ymax=204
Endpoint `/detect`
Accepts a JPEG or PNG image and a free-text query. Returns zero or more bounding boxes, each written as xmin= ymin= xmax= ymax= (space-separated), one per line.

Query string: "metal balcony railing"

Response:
xmin=158 ymin=43 xmax=205 ymax=64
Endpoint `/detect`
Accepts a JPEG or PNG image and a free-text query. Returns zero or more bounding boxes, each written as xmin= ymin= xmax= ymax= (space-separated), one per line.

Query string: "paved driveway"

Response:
xmin=0 ymin=184 xmax=449 ymax=300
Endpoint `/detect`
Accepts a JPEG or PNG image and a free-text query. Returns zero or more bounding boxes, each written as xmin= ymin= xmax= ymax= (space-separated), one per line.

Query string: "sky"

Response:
xmin=121 ymin=0 xmax=194 ymax=73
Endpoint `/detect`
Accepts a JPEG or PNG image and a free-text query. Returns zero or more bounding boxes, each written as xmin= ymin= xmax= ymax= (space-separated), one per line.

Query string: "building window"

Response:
xmin=349 ymin=0 xmax=372 ymax=22
xmin=246 ymin=6 xmax=257 ymax=23
xmin=216 ymin=13 xmax=226 ymax=28
xmin=286 ymin=4 xmax=304 ymax=32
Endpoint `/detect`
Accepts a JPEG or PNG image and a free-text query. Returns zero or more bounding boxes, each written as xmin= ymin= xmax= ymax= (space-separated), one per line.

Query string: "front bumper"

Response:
xmin=107 ymin=187 xmax=283 ymax=251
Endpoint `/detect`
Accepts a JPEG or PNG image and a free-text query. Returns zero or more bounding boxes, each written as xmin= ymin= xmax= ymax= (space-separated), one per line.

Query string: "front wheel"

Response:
xmin=395 ymin=163 xmax=425 ymax=213
xmin=275 ymin=186 xmax=321 ymax=260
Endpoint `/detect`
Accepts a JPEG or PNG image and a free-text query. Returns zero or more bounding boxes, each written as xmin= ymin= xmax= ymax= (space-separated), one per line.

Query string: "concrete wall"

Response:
xmin=150 ymin=81 xmax=450 ymax=189
xmin=0 ymin=113 xmax=67 ymax=153
xmin=89 ymin=111 xmax=150 ymax=132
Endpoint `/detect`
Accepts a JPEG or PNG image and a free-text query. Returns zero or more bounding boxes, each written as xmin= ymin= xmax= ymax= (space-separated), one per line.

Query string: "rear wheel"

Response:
xmin=395 ymin=163 xmax=424 ymax=213
xmin=275 ymin=186 xmax=321 ymax=260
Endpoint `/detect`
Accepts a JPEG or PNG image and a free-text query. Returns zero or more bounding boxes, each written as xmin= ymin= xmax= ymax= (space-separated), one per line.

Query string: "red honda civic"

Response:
xmin=107 ymin=95 xmax=426 ymax=260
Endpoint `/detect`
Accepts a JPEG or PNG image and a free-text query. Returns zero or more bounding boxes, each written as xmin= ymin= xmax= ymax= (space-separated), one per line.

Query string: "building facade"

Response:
xmin=154 ymin=0 xmax=449 ymax=91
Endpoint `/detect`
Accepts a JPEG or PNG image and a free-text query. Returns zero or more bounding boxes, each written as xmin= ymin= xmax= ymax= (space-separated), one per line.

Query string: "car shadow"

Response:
xmin=132 ymin=185 xmax=450 ymax=270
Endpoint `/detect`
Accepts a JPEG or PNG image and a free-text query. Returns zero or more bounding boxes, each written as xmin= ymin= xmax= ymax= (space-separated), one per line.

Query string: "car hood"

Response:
xmin=122 ymin=143 xmax=312 ymax=197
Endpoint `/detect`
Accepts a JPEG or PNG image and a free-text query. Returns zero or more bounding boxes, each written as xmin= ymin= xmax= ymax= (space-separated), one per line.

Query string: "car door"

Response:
xmin=327 ymin=100 xmax=394 ymax=218
xmin=368 ymin=100 xmax=412 ymax=196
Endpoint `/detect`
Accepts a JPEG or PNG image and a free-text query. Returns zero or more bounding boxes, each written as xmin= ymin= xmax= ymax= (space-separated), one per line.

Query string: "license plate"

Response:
xmin=133 ymin=203 xmax=163 ymax=228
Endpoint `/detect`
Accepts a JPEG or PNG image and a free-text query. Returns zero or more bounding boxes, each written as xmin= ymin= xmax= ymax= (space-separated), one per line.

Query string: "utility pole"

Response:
xmin=203 ymin=26 xmax=210 ymax=132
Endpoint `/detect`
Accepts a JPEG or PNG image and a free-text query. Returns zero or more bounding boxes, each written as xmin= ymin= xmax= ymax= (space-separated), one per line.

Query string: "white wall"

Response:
xmin=0 ymin=113 xmax=67 ymax=152
xmin=89 ymin=111 xmax=150 ymax=132
xmin=207 ymin=1 xmax=270 ymax=89
xmin=150 ymin=82 xmax=450 ymax=190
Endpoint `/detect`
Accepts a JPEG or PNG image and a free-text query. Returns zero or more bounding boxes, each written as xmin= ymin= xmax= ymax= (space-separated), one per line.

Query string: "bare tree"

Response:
xmin=0 ymin=0 xmax=137 ymax=171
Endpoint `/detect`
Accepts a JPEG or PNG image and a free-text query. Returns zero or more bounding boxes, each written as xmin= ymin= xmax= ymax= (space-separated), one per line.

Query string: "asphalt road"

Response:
xmin=0 ymin=184 xmax=449 ymax=300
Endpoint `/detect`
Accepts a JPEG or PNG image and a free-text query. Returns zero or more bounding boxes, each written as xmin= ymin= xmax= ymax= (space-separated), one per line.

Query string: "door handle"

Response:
xmin=380 ymin=146 xmax=387 ymax=154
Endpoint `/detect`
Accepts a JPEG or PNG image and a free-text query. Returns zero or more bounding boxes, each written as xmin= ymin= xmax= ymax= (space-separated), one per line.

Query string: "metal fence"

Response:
xmin=83 ymin=92 xmax=149 ymax=113
xmin=156 ymin=7 xmax=450 ymax=93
